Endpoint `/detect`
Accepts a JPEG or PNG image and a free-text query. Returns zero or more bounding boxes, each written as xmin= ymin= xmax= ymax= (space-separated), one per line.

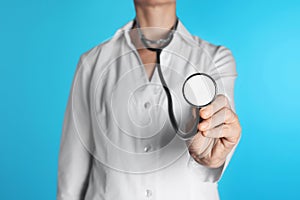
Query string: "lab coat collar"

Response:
xmin=115 ymin=18 xmax=196 ymax=50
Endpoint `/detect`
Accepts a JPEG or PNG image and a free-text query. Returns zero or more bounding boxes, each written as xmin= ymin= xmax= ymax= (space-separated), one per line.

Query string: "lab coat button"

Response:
xmin=144 ymin=101 xmax=151 ymax=109
xmin=144 ymin=145 xmax=151 ymax=152
xmin=145 ymin=189 xmax=152 ymax=197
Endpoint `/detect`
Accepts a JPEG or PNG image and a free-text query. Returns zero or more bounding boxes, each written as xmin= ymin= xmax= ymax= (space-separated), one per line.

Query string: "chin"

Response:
xmin=134 ymin=0 xmax=176 ymax=6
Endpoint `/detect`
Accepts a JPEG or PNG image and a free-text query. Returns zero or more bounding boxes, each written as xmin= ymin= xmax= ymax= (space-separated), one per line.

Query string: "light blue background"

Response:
xmin=1 ymin=0 xmax=299 ymax=199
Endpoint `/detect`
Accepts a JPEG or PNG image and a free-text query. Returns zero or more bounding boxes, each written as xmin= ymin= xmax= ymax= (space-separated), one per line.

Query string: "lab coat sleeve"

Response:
xmin=57 ymin=56 xmax=93 ymax=200
xmin=187 ymin=45 xmax=240 ymax=183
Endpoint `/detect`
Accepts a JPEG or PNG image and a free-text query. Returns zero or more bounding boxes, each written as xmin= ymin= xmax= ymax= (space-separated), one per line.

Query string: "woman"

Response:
xmin=57 ymin=0 xmax=241 ymax=199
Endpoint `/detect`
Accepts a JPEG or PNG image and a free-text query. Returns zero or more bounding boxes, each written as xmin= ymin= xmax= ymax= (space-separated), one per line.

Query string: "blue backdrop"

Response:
xmin=1 ymin=0 xmax=299 ymax=199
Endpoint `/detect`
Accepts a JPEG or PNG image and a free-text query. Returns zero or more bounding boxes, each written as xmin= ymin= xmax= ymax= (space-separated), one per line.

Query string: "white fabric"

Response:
xmin=57 ymin=19 xmax=238 ymax=200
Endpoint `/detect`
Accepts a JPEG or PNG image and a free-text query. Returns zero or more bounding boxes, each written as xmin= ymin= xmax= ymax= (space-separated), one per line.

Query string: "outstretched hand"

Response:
xmin=188 ymin=94 xmax=241 ymax=168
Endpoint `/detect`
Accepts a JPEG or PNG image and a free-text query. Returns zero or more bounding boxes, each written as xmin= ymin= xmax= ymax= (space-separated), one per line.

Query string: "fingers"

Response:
xmin=201 ymin=123 xmax=241 ymax=144
xmin=195 ymin=94 xmax=241 ymax=145
xmin=202 ymin=124 xmax=230 ymax=138
xmin=192 ymin=96 xmax=242 ymax=168
xmin=198 ymin=107 xmax=237 ymax=131
xmin=187 ymin=131 xmax=216 ymax=157
xmin=201 ymin=139 xmax=232 ymax=167
xmin=199 ymin=94 xmax=230 ymax=119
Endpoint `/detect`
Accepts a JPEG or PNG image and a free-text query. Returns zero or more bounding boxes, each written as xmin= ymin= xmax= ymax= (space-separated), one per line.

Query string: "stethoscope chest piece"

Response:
xmin=182 ymin=73 xmax=217 ymax=108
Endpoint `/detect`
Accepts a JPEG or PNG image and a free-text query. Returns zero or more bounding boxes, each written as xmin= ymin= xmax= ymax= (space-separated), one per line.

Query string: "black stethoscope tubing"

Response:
xmin=134 ymin=18 xmax=199 ymax=140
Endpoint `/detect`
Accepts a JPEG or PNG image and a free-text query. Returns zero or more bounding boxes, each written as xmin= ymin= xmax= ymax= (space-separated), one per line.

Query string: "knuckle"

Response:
xmin=230 ymin=127 xmax=242 ymax=144
xmin=223 ymin=123 xmax=230 ymax=129
xmin=224 ymin=107 xmax=232 ymax=115
xmin=237 ymin=124 xmax=242 ymax=133
xmin=236 ymin=126 xmax=242 ymax=139
xmin=224 ymin=108 xmax=234 ymax=121
xmin=238 ymin=131 xmax=242 ymax=141
xmin=202 ymin=130 xmax=208 ymax=137
xmin=232 ymin=136 xmax=240 ymax=144
xmin=222 ymin=124 xmax=230 ymax=133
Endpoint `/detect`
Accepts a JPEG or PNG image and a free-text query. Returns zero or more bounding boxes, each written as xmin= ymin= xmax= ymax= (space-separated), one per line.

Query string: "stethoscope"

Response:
xmin=134 ymin=17 xmax=217 ymax=140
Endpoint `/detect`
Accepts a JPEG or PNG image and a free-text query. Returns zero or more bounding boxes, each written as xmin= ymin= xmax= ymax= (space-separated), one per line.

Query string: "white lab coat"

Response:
xmin=57 ymin=19 xmax=238 ymax=200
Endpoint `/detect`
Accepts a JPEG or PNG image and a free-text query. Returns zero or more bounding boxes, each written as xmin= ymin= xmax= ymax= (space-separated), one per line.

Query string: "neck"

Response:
xmin=130 ymin=0 xmax=177 ymax=49
xmin=134 ymin=2 xmax=177 ymax=29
